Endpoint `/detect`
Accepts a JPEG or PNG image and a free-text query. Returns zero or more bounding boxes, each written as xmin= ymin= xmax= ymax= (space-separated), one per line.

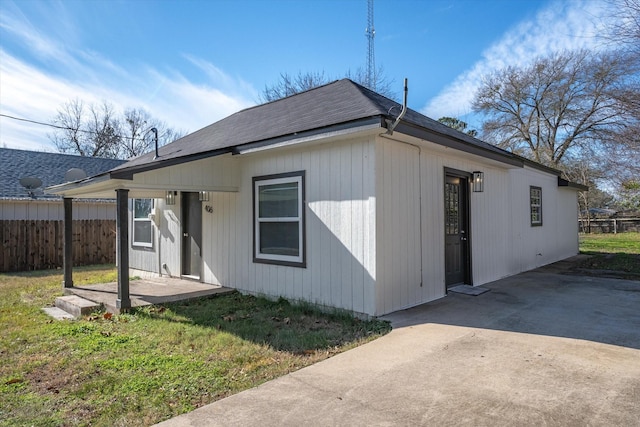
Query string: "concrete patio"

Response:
xmin=64 ymin=276 xmax=234 ymax=313
xmin=155 ymin=262 xmax=640 ymax=426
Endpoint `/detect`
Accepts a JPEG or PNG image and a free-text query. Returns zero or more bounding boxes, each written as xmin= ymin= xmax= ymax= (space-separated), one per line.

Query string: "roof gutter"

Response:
xmin=558 ymin=177 xmax=589 ymax=191
xmin=386 ymin=78 xmax=408 ymax=135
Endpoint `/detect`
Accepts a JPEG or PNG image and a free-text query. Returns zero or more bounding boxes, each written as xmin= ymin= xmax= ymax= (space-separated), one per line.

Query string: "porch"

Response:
xmin=64 ymin=276 xmax=234 ymax=314
xmin=46 ymin=154 xmax=241 ymax=312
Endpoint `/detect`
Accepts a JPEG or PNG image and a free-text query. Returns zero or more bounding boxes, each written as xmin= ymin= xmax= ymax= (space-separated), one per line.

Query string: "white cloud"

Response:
xmin=421 ymin=0 xmax=614 ymax=120
xmin=0 ymin=7 xmax=257 ymax=152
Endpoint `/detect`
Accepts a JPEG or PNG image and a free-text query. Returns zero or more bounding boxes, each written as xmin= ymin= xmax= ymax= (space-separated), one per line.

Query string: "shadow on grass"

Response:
xmin=134 ymin=292 xmax=391 ymax=354
xmin=575 ymin=252 xmax=640 ymax=279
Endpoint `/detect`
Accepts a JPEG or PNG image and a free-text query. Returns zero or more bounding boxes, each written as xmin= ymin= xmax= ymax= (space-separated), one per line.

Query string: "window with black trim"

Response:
xmin=133 ymin=198 xmax=154 ymax=247
xmin=253 ymin=171 xmax=305 ymax=267
xmin=530 ymin=186 xmax=542 ymax=226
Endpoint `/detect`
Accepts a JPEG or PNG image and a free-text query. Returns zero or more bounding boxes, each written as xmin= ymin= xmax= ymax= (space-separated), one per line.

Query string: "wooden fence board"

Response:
xmin=0 ymin=220 xmax=117 ymax=272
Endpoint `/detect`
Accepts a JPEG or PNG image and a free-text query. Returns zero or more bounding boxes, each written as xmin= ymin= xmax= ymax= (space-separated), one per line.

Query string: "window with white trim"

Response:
xmin=530 ymin=186 xmax=542 ymax=226
xmin=133 ymin=198 xmax=154 ymax=247
xmin=253 ymin=171 xmax=305 ymax=267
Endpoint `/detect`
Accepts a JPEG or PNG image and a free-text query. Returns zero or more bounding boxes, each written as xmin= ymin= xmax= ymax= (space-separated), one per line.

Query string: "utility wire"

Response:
xmin=0 ymin=113 xmax=163 ymax=142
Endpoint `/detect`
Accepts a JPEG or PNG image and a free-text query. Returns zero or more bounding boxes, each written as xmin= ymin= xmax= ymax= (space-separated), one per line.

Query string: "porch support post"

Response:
xmin=115 ymin=189 xmax=131 ymax=310
xmin=63 ymin=197 xmax=73 ymax=288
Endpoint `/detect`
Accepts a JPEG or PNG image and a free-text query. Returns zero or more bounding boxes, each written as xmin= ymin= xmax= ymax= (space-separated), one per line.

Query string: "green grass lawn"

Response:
xmin=0 ymin=266 xmax=390 ymax=427
xmin=578 ymin=232 xmax=640 ymax=275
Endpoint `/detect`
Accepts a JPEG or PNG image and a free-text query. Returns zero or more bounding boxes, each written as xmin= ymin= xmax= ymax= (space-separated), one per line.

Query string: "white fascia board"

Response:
xmin=235 ymin=119 xmax=382 ymax=155
xmin=45 ymin=174 xmax=121 ymax=198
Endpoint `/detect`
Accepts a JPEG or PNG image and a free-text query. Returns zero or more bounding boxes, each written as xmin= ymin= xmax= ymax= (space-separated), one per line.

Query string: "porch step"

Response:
xmin=42 ymin=306 xmax=76 ymax=320
xmin=54 ymin=295 xmax=101 ymax=318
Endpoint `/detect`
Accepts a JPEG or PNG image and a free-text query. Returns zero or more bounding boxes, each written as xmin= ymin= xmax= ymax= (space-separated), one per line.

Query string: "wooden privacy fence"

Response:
xmin=0 ymin=220 xmax=117 ymax=272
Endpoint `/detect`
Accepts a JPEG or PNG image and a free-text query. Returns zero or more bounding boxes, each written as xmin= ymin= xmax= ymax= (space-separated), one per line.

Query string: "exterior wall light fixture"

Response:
xmin=472 ymin=171 xmax=484 ymax=192
xmin=165 ymin=190 xmax=176 ymax=205
xmin=199 ymin=191 xmax=210 ymax=202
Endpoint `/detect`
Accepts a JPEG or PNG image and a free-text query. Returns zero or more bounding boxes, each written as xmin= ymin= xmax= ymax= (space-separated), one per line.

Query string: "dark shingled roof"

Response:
xmin=110 ymin=79 xmax=521 ymax=178
xmin=1 ymin=148 xmax=125 ymax=200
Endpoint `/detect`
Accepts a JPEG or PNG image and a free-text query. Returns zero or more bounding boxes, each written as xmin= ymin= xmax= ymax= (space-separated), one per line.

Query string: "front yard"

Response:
xmin=0 ymin=266 xmax=390 ymax=426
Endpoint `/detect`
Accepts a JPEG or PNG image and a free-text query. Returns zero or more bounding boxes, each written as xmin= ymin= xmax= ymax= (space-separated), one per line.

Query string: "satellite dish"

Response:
xmin=19 ymin=177 xmax=42 ymax=190
xmin=19 ymin=176 xmax=42 ymax=198
xmin=64 ymin=168 xmax=87 ymax=182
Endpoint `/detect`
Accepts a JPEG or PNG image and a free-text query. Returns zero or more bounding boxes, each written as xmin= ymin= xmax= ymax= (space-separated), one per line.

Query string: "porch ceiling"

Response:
xmin=47 ymin=152 xmax=240 ymax=200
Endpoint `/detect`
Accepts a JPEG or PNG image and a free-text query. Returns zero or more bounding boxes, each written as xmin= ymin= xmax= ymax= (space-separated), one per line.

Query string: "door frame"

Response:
xmin=443 ymin=167 xmax=473 ymax=289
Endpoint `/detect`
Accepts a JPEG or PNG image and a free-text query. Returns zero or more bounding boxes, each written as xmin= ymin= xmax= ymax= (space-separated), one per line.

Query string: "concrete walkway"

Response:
xmin=155 ymin=268 xmax=640 ymax=426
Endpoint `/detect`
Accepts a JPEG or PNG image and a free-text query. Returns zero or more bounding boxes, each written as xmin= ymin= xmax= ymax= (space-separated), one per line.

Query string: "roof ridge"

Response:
xmin=228 ymin=78 xmax=347 ymax=118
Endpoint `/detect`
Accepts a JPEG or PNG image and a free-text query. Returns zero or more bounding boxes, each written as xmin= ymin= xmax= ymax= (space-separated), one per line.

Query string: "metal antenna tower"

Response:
xmin=365 ymin=0 xmax=376 ymax=91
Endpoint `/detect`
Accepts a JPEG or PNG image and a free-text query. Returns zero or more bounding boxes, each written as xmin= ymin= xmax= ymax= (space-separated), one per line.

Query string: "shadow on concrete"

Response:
xmin=383 ymin=262 xmax=640 ymax=350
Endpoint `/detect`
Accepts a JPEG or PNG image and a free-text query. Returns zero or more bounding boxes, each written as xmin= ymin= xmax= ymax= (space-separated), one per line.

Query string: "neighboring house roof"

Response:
xmin=0 ymin=148 xmax=125 ymax=200
xmin=108 ymin=79 xmax=535 ymax=179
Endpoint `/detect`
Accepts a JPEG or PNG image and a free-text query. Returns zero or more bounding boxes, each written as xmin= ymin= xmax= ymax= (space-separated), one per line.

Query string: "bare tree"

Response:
xmin=119 ymin=108 xmax=184 ymax=159
xmin=345 ymin=65 xmax=396 ymax=100
xmin=51 ymin=99 xmax=121 ymax=157
xmin=120 ymin=108 xmax=149 ymax=159
xmin=50 ymin=100 xmax=183 ymax=159
xmin=260 ymin=71 xmax=328 ymax=102
xmin=86 ymin=101 xmax=122 ymax=158
xmin=604 ymin=0 xmax=640 ymax=53
xmin=260 ymin=67 xmax=397 ymax=103
xmin=50 ymin=99 xmax=88 ymax=156
xmin=473 ymin=49 xmax=639 ymax=171
xmin=563 ymin=158 xmax=614 ymax=228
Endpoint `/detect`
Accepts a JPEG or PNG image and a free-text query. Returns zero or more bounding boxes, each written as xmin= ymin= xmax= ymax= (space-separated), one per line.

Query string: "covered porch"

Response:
xmin=46 ymin=154 xmax=241 ymax=312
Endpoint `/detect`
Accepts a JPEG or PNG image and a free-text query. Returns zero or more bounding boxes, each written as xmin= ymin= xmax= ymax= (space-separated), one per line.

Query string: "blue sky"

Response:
xmin=0 ymin=0 xmax=617 ymax=152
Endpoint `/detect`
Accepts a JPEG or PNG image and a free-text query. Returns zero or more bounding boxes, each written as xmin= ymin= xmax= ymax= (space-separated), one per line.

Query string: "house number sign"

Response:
xmin=205 ymin=205 xmax=213 ymax=213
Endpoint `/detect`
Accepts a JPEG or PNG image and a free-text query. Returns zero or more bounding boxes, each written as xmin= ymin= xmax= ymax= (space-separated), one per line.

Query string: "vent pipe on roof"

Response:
xmin=151 ymin=128 xmax=159 ymax=159
xmin=386 ymin=78 xmax=408 ymax=135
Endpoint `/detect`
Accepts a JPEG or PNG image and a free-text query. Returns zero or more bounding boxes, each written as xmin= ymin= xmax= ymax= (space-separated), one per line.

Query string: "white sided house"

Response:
xmin=49 ymin=79 xmax=586 ymax=317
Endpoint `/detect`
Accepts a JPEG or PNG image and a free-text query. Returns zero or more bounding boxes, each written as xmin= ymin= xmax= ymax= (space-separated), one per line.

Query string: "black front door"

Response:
xmin=444 ymin=174 xmax=470 ymax=287
xmin=181 ymin=192 xmax=202 ymax=279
